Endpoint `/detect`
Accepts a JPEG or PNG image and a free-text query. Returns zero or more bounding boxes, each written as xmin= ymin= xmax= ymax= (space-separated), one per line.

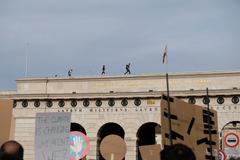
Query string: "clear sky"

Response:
xmin=0 ymin=0 xmax=239 ymax=90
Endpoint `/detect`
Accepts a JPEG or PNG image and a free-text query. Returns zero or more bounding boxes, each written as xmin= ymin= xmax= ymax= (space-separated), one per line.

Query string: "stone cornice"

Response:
xmin=11 ymin=89 xmax=240 ymax=100
xmin=0 ymin=91 xmax=16 ymax=98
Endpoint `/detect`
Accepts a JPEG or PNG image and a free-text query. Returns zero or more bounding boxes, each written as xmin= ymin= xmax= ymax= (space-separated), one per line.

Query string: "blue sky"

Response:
xmin=0 ymin=0 xmax=239 ymax=90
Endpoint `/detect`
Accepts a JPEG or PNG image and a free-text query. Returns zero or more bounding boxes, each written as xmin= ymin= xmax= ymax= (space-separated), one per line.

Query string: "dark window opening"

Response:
xmin=58 ymin=100 xmax=65 ymax=107
xmin=96 ymin=99 xmax=102 ymax=107
xmin=188 ymin=97 xmax=196 ymax=104
xmin=108 ymin=99 xmax=115 ymax=107
xmin=134 ymin=98 xmax=141 ymax=106
xmin=71 ymin=100 xmax=77 ymax=107
xmin=34 ymin=100 xmax=40 ymax=108
xmin=97 ymin=123 xmax=125 ymax=160
xmin=83 ymin=99 xmax=90 ymax=107
xmin=121 ymin=99 xmax=128 ymax=107
xmin=136 ymin=122 xmax=161 ymax=160
xmin=232 ymin=96 xmax=239 ymax=104
xmin=217 ymin=97 xmax=224 ymax=104
xmin=46 ymin=100 xmax=53 ymax=108
xmin=203 ymin=96 xmax=210 ymax=104
xmin=13 ymin=100 xmax=17 ymax=108
xmin=22 ymin=100 xmax=28 ymax=108
xmin=70 ymin=122 xmax=87 ymax=135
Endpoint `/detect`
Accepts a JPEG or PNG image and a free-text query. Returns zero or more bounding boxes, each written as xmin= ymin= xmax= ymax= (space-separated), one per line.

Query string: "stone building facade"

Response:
xmin=1 ymin=71 xmax=240 ymax=160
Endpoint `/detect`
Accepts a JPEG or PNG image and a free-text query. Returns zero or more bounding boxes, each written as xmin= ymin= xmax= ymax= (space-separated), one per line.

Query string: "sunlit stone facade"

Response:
xmin=1 ymin=71 xmax=240 ymax=160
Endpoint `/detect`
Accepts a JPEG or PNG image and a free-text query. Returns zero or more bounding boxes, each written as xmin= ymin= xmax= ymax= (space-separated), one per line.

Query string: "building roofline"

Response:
xmin=16 ymin=70 xmax=240 ymax=82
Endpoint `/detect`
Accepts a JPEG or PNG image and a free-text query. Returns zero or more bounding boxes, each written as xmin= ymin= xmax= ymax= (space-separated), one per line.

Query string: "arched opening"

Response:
xmin=70 ymin=122 xmax=87 ymax=135
xmin=136 ymin=122 xmax=161 ymax=160
xmin=96 ymin=122 xmax=125 ymax=160
xmin=220 ymin=121 xmax=240 ymax=149
xmin=70 ymin=123 xmax=87 ymax=160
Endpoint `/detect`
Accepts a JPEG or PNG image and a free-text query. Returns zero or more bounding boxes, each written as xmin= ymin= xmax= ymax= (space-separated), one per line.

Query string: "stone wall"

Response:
xmin=8 ymin=71 xmax=240 ymax=160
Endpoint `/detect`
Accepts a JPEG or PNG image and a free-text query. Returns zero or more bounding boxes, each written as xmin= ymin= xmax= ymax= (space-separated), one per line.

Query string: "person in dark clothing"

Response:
xmin=124 ymin=63 xmax=131 ymax=75
xmin=160 ymin=143 xmax=196 ymax=160
xmin=101 ymin=65 xmax=105 ymax=75
xmin=68 ymin=69 xmax=73 ymax=77
xmin=0 ymin=140 xmax=24 ymax=160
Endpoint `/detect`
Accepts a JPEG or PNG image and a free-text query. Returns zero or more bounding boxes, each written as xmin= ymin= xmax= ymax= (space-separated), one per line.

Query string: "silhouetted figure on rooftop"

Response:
xmin=124 ymin=63 xmax=131 ymax=75
xmin=101 ymin=65 xmax=105 ymax=75
xmin=68 ymin=69 xmax=73 ymax=77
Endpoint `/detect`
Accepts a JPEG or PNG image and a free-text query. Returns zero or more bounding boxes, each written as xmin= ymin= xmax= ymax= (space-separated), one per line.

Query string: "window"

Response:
xmin=121 ymin=99 xmax=128 ymax=107
xmin=58 ymin=100 xmax=65 ymax=107
xmin=34 ymin=100 xmax=40 ymax=108
xmin=203 ymin=96 xmax=210 ymax=105
xmin=46 ymin=100 xmax=53 ymax=108
xmin=108 ymin=99 xmax=115 ymax=107
xmin=71 ymin=100 xmax=77 ymax=107
xmin=13 ymin=100 xmax=17 ymax=108
xmin=188 ymin=97 xmax=196 ymax=104
xmin=232 ymin=96 xmax=239 ymax=104
xmin=217 ymin=97 xmax=224 ymax=104
xmin=22 ymin=100 xmax=28 ymax=108
xmin=96 ymin=99 xmax=102 ymax=107
xmin=134 ymin=98 xmax=141 ymax=106
xmin=83 ymin=99 xmax=90 ymax=107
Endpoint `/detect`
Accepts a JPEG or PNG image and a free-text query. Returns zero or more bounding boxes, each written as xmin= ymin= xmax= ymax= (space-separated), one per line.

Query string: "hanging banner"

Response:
xmin=35 ymin=112 xmax=71 ymax=160
xmin=161 ymin=94 xmax=218 ymax=159
xmin=70 ymin=131 xmax=90 ymax=160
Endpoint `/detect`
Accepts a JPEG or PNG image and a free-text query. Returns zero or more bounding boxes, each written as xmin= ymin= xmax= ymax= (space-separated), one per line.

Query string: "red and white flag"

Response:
xmin=162 ymin=45 xmax=167 ymax=64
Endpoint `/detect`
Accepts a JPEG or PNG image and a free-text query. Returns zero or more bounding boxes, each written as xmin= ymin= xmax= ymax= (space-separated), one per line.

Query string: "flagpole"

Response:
xmin=25 ymin=43 xmax=29 ymax=77
xmin=163 ymin=45 xmax=173 ymax=145
xmin=206 ymin=88 xmax=213 ymax=159
xmin=166 ymin=72 xmax=173 ymax=145
xmin=25 ymin=53 xmax=28 ymax=77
